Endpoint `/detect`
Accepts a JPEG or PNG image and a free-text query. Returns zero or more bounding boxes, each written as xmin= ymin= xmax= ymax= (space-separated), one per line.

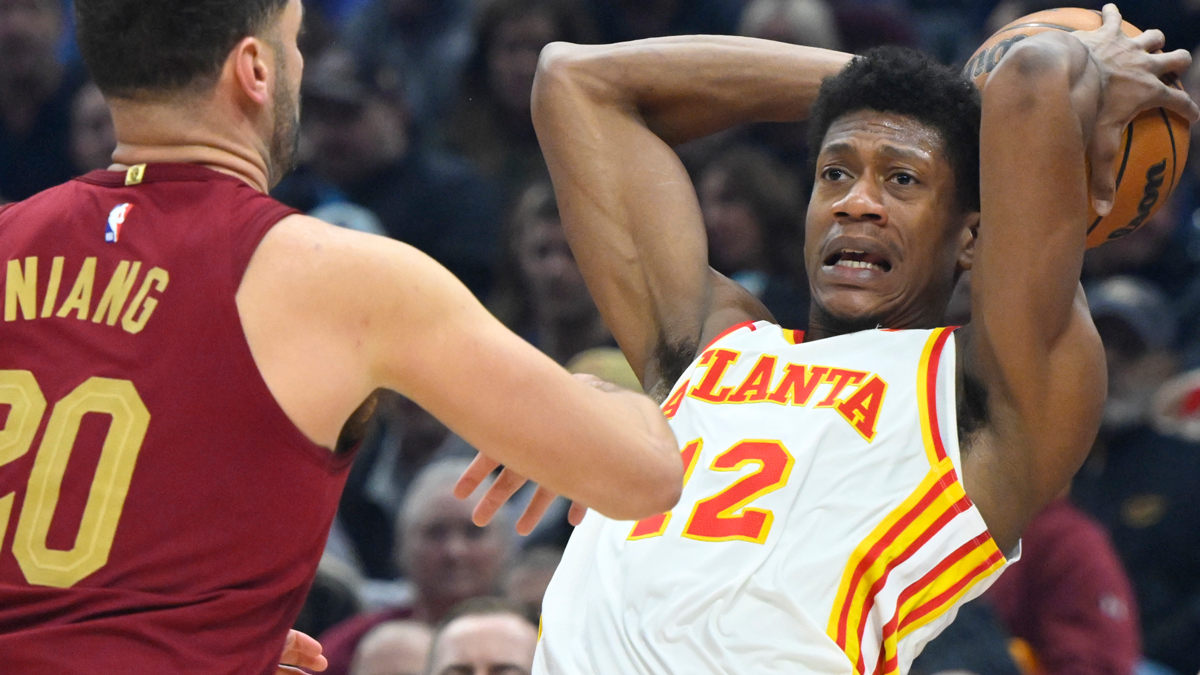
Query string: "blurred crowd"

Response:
xmin=4 ymin=0 xmax=1200 ymax=673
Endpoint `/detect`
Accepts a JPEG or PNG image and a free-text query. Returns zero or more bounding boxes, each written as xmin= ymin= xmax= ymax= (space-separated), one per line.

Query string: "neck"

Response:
xmin=536 ymin=309 xmax=610 ymax=364
xmin=805 ymin=301 xmax=946 ymax=342
xmin=107 ymin=95 xmax=272 ymax=193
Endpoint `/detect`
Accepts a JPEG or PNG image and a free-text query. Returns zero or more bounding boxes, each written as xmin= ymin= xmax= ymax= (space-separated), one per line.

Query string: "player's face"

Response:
xmin=805 ymin=111 xmax=975 ymax=333
xmin=266 ymin=0 xmax=305 ymax=186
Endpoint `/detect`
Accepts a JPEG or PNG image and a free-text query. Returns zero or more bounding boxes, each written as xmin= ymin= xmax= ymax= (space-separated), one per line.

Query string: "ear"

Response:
xmin=956 ymin=211 xmax=980 ymax=273
xmin=229 ymin=36 xmax=273 ymax=108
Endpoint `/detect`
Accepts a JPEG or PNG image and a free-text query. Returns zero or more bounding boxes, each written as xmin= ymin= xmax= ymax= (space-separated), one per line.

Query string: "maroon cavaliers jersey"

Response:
xmin=0 ymin=164 xmax=355 ymax=674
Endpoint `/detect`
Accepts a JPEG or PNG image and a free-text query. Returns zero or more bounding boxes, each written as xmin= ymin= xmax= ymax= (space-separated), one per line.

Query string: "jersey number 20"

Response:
xmin=629 ymin=438 xmax=795 ymax=544
xmin=0 ymin=370 xmax=149 ymax=588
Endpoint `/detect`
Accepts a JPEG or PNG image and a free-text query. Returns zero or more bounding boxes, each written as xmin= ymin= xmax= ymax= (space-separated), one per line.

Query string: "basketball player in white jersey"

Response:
xmin=454 ymin=4 xmax=1199 ymax=674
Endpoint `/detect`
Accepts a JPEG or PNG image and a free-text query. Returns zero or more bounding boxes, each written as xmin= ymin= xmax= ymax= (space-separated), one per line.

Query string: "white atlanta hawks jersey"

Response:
xmin=535 ymin=322 xmax=1015 ymax=675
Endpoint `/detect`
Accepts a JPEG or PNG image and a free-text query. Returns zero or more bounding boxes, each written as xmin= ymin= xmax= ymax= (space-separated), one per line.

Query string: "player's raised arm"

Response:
xmin=963 ymin=5 xmax=1198 ymax=547
xmin=238 ymin=216 xmax=681 ymax=522
xmin=531 ymin=37 xmax=850 ymax=397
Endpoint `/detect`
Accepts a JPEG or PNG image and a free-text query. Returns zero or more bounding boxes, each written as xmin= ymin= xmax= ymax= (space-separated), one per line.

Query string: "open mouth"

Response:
xmin=823 ymin=249 xmax=892 ymax=273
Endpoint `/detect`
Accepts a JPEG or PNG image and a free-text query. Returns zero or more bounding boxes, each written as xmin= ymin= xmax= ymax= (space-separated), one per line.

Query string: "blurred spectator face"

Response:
xmin=427 ymin=613 xmax=538 ymax=675
xmin=351 ymin=621 xmax=434 ymax=675
xmin=304 ymin=50 xmax=409 ymax=186
xmin=502 ymin=547 xmax=562 ymax=619
xmin=400 ymin=474 xmax=511 ymax=615
xmin=517 ymin=214 xmax=594 ymax=323
xmin=487 ymin=13 xmax=556 ymax=118
xmin=739 ymin=0 xmax=842 ymax=50
xmin=0 ymin=0 xmax=60 ymax=81
xmin=306 ymin=97 xmax=407 ymax=185
xmin=1088 ymin=277 xmax=1179 ymax=430
xmin=699 ymin=167 xmax=768 ymax=275
xmin=71 ymin=83 xmax=116 ymax=173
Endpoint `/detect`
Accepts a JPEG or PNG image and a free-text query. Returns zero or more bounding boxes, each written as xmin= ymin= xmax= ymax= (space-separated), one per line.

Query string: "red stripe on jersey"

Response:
xmin=850 ymin=491 xmax=972 ymax=674
xmin=835 ymin=475 xmax=953 ymax=647
xmin=923 ymin=328 xmax=954 ymax=464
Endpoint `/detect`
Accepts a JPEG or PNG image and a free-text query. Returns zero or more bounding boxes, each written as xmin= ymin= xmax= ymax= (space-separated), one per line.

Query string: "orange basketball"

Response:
xmin=962 ymin=8 xmax=1190 ymax=248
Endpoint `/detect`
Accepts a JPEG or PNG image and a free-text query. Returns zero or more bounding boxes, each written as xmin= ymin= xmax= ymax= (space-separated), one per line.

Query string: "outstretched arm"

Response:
xmin=239 ymin=217 xmax=682 ymax=522
xmin=532 ymin=37 xmax=850 ymax=397
xmin=963 ymin=6 xmax=1198 ymax=549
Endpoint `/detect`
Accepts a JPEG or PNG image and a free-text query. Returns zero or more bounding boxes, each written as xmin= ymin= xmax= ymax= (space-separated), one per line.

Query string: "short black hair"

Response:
xmin=808 ymin=46 xmax=982 ymax=212
xmin=75 ymin=0 xmax=290 ymax=98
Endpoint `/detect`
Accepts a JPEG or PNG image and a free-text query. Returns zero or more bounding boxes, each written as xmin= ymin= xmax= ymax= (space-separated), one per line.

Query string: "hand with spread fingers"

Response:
xmin=1074 ymin=3 xmax=1199 ymax=216
xmin=276 ymin=629 xmax=327 ymax=674
xmin=454 ymin=374 xmax=620 ymax=534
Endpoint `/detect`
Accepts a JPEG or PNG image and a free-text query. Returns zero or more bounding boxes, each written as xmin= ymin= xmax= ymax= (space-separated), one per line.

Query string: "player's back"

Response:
xmin=0 ymin=165 xmax=352 ymax=674
xmin=536 ymin=323 xmax=1014 ymax=675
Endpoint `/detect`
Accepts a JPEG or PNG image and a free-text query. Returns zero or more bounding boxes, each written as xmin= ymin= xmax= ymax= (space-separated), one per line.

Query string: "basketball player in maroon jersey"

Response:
xmin=0 ymin=0 xmax=684 ymax=672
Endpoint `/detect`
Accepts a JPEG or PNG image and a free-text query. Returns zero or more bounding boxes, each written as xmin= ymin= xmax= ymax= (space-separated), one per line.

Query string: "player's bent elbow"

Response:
xmin=606 ymin=436 xmax=684 ymax=521
xmin=985 ymin=33 xmax=1086 ymax=101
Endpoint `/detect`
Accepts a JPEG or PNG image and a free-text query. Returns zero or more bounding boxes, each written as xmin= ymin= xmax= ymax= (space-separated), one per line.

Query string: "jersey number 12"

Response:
xmin=629 ymin=438 xmax=795 ymax=544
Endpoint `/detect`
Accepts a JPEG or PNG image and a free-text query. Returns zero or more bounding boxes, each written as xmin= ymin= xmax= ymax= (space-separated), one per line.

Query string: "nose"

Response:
xmin=832 ymin=175 xmax=888 ymax=226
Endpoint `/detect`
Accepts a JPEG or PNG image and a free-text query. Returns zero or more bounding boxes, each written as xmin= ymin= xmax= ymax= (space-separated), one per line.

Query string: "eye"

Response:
xmin=891 ymin=172 xmax=918 ymax=186
xmin=822 ymin=168 xmax=847 ymax=181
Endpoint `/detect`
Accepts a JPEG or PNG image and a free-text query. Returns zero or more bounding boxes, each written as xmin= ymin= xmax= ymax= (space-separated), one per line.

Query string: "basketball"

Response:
xmin=962 ymin=8 xmax=1191 ymax=249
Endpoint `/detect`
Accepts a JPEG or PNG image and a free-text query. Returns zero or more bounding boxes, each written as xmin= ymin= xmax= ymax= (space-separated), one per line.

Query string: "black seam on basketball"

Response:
xmin=1089 ymin=123 xmax=1134 ymax=235
xmin=1160 ymin=107 xmax=1178 ymax=198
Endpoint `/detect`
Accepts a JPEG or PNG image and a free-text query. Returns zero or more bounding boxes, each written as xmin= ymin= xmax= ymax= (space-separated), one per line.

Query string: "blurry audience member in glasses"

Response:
xmin=1072 ymin=277 xmax=1200 ymax=675
xmin=341 ymin=0 xmax=478 ymax=134
xmin=696 ymin=145 xmax=810 ymax=330
xmin=320 ymin=459 xmax=515 ymax=675
xmin=0 ymin=0 xmax=87 ymax=200
xmin=273 ymin=49 xmax=504 ymax=297
xmin=440 ymin=0 xmax=595 ymax=209
xmin=488 ymin=182 xmax=615 ymax=364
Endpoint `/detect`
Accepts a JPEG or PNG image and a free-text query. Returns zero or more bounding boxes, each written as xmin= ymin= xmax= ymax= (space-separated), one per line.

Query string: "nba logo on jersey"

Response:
xmin=106 ymin=203 xmax=133 ymax=243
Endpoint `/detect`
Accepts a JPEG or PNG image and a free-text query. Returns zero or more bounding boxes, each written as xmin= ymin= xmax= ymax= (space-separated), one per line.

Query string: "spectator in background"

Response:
xmin=275 ymin=49 xmax=504 ymax=297
xmin=910 ymin=599 xmax=1021 ymax=675
xmin=295 ymin=555 xmax=366 ymax=640
xmin=440 ymin=0 xmax=593 ymax=208
xmin=986 ymin=499 xmax=1142 ymax=675
xmin=488 ymin=182 xmax=614 ymax=364
xmin=341 ymin=0 xmax=477 ymax=133
xmin=350 ymin=621 xmax=434 ymax=675
xmin=0 ymin=0 xmax=86 ymax=200
xmin=696 ymin=145 xmax=810 ymax=329
xmin=320 ymin=459 xmax=516 ymax=675
xmin=1072 ymin=277 xmax=1200 ymax=675
xmin=335 ymin=392 xmax=476 ymax=580
xmin=831 ymin=1 xmax=918 ymax=54
xmin=739 ymin=0 xmax=841 ymax=51
xmin=68 ymin=81 xmax=114 ymax=173
xmin=582 ymin=0 xmax=745 ymax=43
xmin=424 ymin=598 xmax=539 ymax=675
xmin=502 ymin=546 xmax=563 ymax=620
xmin=1082 ymin=190 xmax=1200 ymax=304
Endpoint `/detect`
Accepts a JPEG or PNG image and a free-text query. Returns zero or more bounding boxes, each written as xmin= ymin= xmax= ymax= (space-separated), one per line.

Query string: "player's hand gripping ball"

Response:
xmin=963 ymin=7 xmax=1192 ymax=248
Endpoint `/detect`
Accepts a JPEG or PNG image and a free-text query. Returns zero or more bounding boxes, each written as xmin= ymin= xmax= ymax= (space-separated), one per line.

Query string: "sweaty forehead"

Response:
xmin=819 ymin=111 xmax=947 ymax=161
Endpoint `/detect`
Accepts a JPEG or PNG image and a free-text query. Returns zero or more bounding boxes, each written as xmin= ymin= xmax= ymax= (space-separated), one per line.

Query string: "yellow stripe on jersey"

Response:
xmin=827 ymin=327 xmax=1004 ymax=675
